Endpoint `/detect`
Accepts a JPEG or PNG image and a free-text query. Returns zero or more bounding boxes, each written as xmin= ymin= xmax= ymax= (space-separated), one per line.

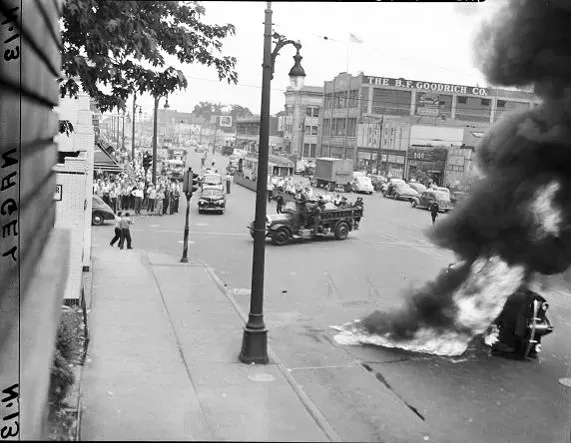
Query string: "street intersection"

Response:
xmin=93 ymin=151 xmax=571 ymax=442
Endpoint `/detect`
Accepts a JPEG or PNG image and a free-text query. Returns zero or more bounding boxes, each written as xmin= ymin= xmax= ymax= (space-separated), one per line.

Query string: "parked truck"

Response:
xmin=312 ymin=158 xmax=354 ymax=192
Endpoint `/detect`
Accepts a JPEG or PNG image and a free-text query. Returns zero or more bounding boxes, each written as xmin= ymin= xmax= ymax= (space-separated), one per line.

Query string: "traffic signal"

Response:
xmin=192 ymin=172 xmax=200 ymax=194
xmin=142 ymin=152 xmax=152 ymax=170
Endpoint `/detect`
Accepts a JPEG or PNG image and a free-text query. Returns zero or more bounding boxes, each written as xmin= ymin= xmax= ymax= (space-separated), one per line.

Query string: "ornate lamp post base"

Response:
xmin=239 ymin=327 xmax=269 ymax=364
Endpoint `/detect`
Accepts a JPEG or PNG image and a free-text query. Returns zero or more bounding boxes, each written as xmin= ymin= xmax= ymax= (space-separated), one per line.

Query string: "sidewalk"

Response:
xmin=79 ymin=244 xmax=330 ymax=441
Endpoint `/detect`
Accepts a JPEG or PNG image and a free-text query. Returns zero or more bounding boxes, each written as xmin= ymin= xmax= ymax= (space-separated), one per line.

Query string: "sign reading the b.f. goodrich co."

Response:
xmin=363 ymin=76 xmax=490 ymax=97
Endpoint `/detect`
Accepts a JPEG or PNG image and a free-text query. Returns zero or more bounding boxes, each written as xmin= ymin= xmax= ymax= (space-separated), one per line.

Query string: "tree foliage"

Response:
xmin=191 ymin=101 xmax=254 ymax=123
xmin=60 ymin=0 xmax=238 ymax=113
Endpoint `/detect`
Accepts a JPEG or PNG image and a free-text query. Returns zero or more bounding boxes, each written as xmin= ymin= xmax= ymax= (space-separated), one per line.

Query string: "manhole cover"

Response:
xmin=559 ymin=377 xmax=571 ymax=387
xmin=248 ymin=373 xmax=275 ymax=382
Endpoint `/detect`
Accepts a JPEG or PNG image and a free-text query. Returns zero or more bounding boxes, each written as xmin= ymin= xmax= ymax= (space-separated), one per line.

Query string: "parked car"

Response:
xmin=222 ymin=145 xmax=234 ymax=156
xmin=433 ymin=186 xmax=450 ymax=195
xmin=351 ymin=176 xmax=374 ymax=194
xmin=92 ymin=195 xmax=115 ymax=226
xmin=368 ymin=175 xmax=386 ymax=192
xmin=410 ymin=190 xmax=453 ymax=212
xmin=390 ymin=183 xmax=419 ymax=201
xmin=198 ymin=186 xmax=227 ymax=214
xmin=408 ymin=182 xmax=427 ymax=194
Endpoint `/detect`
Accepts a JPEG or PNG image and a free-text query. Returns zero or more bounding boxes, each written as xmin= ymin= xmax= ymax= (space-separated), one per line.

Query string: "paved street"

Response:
xmin=92 ymin=150 xmax=571 ymax=442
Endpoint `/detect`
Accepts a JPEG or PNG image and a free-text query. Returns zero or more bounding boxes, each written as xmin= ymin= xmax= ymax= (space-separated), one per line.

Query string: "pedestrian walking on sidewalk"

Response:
xmin=118 ymin=212 xmax=134 ymax=250
xmin=430 ymin=203 xmax=439 ymax=225
xmin=110 ymin=212 xmax=122 ymax=247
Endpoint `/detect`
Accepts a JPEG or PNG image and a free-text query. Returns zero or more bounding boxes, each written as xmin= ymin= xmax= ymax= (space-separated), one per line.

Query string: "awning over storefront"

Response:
xmin=94 ymin=141 xmax=123 ymax=174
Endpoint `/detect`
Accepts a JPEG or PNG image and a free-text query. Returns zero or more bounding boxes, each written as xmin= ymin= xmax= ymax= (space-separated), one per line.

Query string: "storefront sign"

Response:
xmin=363 ymin=76 xmax=490 ymax=97
xmin=416 ymin=93 xmax=440 ymax=116
xmin=357 ymin=123 xmax=381 ymax=149
xmin=408 ymin=147 xmax=448 ymax=163
xmin=54 ymin=185 xmax=62 ymax=201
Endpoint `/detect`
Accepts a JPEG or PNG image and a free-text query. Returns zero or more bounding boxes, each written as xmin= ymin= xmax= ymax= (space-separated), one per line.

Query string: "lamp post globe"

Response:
xmin=288 ymin=52 xmax=306 ymax=91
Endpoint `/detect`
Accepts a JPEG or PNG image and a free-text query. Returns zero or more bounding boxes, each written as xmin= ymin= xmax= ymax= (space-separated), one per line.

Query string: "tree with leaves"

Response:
xmin=191 ymin=101 xmax=224 ymax=121
xmin=60 ymin=1 xmax=238 ymax=114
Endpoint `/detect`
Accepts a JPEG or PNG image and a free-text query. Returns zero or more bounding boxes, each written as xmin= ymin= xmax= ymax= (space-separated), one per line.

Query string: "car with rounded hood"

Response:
xmin=410 ymin=190 xmax=452 ymax=212
xmin=408 ymin=182 xmax=427 ymax=195
xmin=92 ymin=195 xmax=115 ymax=225
xmin=385 ymin=182 xmax=419 ymax=201
xmin=198 ymin=186 xmax=227 ymax=214
xmin=351 ymin=175 xmax=374 ymax=194
xmin=201 ymin=172 xmax=224 ymax=191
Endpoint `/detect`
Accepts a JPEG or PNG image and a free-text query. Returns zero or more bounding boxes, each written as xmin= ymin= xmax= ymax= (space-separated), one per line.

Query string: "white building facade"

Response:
xmin=54 ymin=91 xmax=95 ymax=301
xmin=283 ymin=85 xmax=323 ymax=160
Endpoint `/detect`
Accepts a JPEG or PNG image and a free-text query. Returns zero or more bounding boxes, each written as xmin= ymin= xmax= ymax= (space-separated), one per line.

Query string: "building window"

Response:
xmin=372 ymin=88 xmax=411 ymax=116
xmin=347 ymin=118 xmax=357 ymax=137
xmin=334 ymin=91 xmax=346 ymax=109
xmin=323 ymin=119 xmax=331 ymax=136
xmin=481 ymin=99 xmax=491 ymax=106
xmin=347 ymin=90 xmax=358 ymax=108
xmin=303 ymin=143 xmax=310 ymax=157
xmin=306 ymin=106 xmax=319 ymax=117
xmin=304 ymin=125 xmax=318 ymax=135
xmin=497 ymin=100 xmax=506 ymax=108
xmin=310 ymin=143 xmax=316 ymax=157
xmin=457 ymin=96 xmax=467 ymax=104
xmin=286 ymin=105 xmax=293 ymax=116
xmin=332 ymin=118 xmax=346 ymax=136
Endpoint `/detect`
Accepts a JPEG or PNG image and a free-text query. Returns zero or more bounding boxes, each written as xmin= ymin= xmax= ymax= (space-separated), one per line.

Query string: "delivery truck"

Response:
xmin=312 ymin=158 xmax=354 ymax=192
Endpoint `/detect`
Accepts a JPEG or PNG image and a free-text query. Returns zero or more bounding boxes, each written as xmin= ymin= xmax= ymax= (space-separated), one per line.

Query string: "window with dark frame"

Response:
xmin=457 ymin=96 xmax=467 ymax=105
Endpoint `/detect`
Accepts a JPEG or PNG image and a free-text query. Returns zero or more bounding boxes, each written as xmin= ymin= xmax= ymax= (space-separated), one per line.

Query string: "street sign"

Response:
xmin=54 ymin=185 xmax=62 ymax=201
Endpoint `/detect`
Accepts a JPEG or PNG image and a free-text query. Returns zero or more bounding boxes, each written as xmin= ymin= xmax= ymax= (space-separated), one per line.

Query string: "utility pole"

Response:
xmin=375 ymin=115 xmax=384 ymax=174
xmin=132 ymin=94 xmax=137 ymax=161
xmin=152 ymin=96 xmax=159 ymax=185
xmin=121 ymin=110 xmax=125 ymax=152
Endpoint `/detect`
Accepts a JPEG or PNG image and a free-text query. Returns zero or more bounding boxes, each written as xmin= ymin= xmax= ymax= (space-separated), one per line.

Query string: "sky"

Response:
xmin=132 ymin=1 xmax=499 ymax=118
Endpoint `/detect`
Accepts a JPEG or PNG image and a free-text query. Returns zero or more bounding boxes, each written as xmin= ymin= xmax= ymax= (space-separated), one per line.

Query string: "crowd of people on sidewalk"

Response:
xmin=93 ymin=173 xmax=182 ymax=217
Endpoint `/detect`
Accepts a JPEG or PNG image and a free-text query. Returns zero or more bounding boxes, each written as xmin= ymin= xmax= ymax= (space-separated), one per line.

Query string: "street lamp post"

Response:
xmin=239 ymin=1 xmax=306 ymax=365
xmin=131 ymin=94 xmax=142 ymax=162
xmin=152 ymin=95 xmax=170 ymax=185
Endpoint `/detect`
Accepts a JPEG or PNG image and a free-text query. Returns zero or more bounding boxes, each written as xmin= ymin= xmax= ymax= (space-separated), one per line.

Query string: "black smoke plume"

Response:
xmin=362 ymin=0 xmax=571 ymax=342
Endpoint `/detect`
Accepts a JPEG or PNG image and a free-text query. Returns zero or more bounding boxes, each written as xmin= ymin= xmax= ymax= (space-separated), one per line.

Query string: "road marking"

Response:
xmin=558 ymin=378 xmax=571 ymax=387
xmin=194 ymin=222 xmax=209 ymax=226
xmin=149 ymin=224 xmax=159 ymax=228
xmin=248 ymin=373 xmax=275 ymax=382
xmin=177 ymin=240 xmax=196 ymax=245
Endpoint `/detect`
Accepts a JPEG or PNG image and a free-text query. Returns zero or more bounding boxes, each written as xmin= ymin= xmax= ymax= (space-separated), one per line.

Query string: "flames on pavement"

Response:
xmin=333 ymin=0 xmax=571 ymax=356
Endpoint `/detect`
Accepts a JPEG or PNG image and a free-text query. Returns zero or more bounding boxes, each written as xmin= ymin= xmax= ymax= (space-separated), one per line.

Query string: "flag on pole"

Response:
xmin=349 ymin=33 xmax=364 ymax=44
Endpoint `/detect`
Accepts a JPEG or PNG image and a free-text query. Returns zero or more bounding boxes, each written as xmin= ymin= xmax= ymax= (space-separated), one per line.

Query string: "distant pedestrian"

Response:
xmin=147 ymin=185 xmax=156 ymax=213
xmin=155 ymin=189 xmax=164 ymax=216
xmin=275 ymin=194 xmax=284 ymax=214
xmin=118 ymin=213 xmax=134 ymax=250
xmin=110 ymin=212 xmax=122 ymax=247
xmin=133 ymin=187 xmax=144 ymax=214
xmin=430 ymin=203 xmax=439 ymax=225
xmin=226 ymin=175 xmax=231 ymax=194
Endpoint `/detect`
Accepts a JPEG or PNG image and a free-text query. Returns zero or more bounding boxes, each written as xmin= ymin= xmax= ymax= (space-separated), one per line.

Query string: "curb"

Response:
xmin=202 ymin=264 xmax=342 ymax=443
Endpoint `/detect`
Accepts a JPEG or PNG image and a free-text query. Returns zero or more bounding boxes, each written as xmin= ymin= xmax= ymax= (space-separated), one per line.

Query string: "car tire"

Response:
xmin=272 ymin=227 xmax=290 ymax=246
xmin=410 ymin=200 xmax=417 ymax=208
xmin=92 ymin=213 xmax=104 ymax=226
xmin=334 ymin=222 xmax=349 ymax=240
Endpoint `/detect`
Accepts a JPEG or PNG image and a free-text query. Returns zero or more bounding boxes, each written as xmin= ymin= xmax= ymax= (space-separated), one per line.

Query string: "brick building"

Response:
xmin=318 ymin=72 xmax=540 ymax=184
